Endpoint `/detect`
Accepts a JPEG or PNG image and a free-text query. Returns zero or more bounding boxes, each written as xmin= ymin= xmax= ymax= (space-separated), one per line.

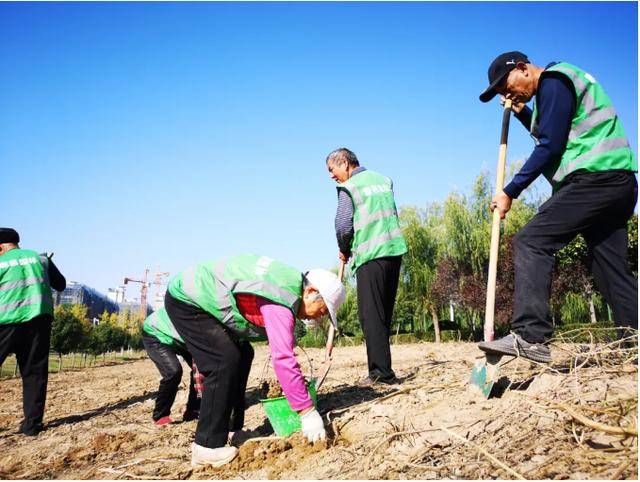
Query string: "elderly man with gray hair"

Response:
xmin=326 ymin=148 xmax=407 ymax=386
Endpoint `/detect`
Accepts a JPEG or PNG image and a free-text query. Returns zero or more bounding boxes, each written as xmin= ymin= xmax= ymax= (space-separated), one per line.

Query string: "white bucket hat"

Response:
xmin=304 ymin=269 xmax=346 ymax=328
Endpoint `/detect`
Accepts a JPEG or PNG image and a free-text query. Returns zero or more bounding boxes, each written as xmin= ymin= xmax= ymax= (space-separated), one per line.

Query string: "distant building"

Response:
xmin=117 ymin=300 xmax=153 ymax=319
xmin=107 ymin=286 xmax=126 ymax=304
xmin=153 ymin=289 xmax=166 ymax=311
xmin=52 ymin=281 xmax=120 ymax=321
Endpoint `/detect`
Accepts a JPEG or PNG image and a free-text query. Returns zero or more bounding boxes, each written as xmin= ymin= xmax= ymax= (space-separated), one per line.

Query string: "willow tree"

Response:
xmin=398 ymin=204 xmax=443 ymax=341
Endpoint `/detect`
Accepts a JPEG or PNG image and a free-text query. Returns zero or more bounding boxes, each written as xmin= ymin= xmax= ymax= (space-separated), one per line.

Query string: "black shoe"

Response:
xmin=19 ymin=423 xmax=43 ymax=436
xmin=378 ymin=376 xmax=400 ymax=385
xmin=183 ymin=409 xmax=200 ymax=422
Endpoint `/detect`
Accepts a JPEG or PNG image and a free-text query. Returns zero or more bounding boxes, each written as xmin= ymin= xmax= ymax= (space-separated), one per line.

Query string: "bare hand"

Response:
xmin=490 ymin=191 xmax=512 ymax=219
xmin=338 ymin=252 xmax=350 ymax=263
xmin=500 ymin=95 xmax=524 ymax=114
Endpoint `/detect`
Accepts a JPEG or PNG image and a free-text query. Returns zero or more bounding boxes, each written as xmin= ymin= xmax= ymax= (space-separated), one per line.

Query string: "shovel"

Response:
xmin=315 ymin=260 xmax=345 ymax=391
xmin=469 ymin=98 xmax=512 ymax=398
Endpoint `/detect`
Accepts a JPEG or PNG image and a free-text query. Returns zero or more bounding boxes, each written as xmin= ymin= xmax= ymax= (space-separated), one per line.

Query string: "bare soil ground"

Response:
xmin=0 ymin=337 xmax=636 ymax=480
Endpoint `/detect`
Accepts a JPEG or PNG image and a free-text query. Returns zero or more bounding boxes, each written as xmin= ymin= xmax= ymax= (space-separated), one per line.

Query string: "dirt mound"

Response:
xmin=92 ymin=431 xmax=138 ymax=453
xmin=198 ymin=433 xmax=329 ymax=479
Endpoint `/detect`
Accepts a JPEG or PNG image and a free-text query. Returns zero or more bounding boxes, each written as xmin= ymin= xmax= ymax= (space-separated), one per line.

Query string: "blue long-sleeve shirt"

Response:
xmin=335 ymin=166 xmax=366 ymax=256
xmin=503 ymin=63 xmax=577 ymax=199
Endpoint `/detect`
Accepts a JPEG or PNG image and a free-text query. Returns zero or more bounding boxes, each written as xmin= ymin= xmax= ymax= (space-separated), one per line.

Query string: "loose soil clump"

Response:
xmin=259 ymin=378 xmax=284 ymax=399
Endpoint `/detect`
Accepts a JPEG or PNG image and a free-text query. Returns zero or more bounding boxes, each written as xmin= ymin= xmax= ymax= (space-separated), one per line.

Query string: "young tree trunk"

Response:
xmin=589 ymin=297 xmax=597 ymax=324
xmin=430 ymin=306 xmax=441 ymax=343
xmin=58 ymin=353 xmax=63 ymax=373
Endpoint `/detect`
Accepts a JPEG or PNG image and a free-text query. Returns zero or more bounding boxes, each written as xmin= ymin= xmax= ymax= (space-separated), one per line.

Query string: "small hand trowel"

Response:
xmin=315 ymin=260 xmax=344 ymax=391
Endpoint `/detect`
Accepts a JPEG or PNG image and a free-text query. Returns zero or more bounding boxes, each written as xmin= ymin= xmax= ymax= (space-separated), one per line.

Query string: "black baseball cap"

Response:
xmin=479 ymin=51 xmax=530 ymax=102
xmin=0 ymin=228 xmax=19 ymax=244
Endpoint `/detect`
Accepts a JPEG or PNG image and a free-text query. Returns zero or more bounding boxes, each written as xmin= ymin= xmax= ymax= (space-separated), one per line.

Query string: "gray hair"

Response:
xmin=302 ymin=276 xmax=324 ymax=302
xmin=326 ymin=148 xmax=359 ymax=168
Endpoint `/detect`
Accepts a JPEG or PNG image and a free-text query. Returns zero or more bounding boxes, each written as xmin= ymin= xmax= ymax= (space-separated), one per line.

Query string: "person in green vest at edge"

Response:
xmin=142 ymin=307 xmax=201 ymax=426
xmin=0 ymin=228 xmax=66 ymax=436
xmin=164 ymin=253 xmax=346 ymax=468
xmin=478 ymin=51 xmax=638 ymax=363
xmin=326 ymin=148 xmax=408 ymax=386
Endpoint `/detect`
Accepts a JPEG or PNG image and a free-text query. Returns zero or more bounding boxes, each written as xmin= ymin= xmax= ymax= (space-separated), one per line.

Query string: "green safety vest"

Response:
xmin=167 ymin=253 xmax=303 ymax=341
xmin=142 ymin=308 xmax=185 ymax=348
xmin=338 ymin=170 xmax=408 ymax=272
xmin=531 ymin=62 xmax=637 ymax=191
xmin=0 ymin=249 xmax=53 ymax=325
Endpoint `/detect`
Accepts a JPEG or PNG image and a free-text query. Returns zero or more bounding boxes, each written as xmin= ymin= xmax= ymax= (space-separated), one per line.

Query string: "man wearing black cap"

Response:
xmin=0 ymin=228 xmax=66 ymax=435
xmin=477 ymin=52 xmax=637 ymax=362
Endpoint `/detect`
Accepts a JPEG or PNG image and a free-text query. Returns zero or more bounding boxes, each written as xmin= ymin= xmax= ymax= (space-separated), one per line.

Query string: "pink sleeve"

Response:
xmin=260 ymin=300 xmax=313 ymax=412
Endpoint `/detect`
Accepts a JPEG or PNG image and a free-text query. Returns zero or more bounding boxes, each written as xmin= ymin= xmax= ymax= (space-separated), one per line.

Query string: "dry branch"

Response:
xmin=552 ymin=401 xmax=637 ymax=437
xmin=440 ymin=427 xmax=526 ymax=479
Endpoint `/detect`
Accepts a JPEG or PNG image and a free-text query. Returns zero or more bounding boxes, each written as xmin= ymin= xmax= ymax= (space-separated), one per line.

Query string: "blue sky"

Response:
xmin=1 ymin=2 xmax=637 ymax=297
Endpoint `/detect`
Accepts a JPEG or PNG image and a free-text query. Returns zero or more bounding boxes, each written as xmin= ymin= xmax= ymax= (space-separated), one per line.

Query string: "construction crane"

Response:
xmin=124 ymin=268 xmax=171 ymax=320
xmin=153 ymin=270 xmax=170 ymax=310
xmin=123 ymin=268 xmax=150 ymax=320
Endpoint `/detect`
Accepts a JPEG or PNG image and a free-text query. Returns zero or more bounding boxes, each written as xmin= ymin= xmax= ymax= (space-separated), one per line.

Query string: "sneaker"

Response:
xmin=183 ymin=410 xmax=200 ymax=422
xmin=478 ymin=333 xmax=551 ymax=363
xmin=191 ymin=443 xmax=238 ymax=468
xmin=356 ymin=375 xmax=399 ymax=387
xmin=154 ymin=416 xmax=173 ymax=426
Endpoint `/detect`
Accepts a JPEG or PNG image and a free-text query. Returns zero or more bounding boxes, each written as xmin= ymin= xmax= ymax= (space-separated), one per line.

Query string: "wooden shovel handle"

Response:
xmin=324 ymin=260 xmax=345 ymax=361
xmin=484 ymin=99 xmax=512 ymax=342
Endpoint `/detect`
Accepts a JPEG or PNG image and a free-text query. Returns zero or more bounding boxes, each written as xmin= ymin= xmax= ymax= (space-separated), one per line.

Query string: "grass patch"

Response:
xmin=0 ymin=351 xmax=147 ymax=379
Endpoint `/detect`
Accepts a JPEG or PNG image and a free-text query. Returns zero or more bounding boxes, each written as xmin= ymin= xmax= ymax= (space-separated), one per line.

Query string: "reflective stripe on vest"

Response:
xmin=143 ymin=308 xmax=184 ymax=346
xmin=354 ymin=227 xmax=405 ymax=257
xmin=174 ymin=254 xmax=303 ymax=341
xmin=553 ymin=137 xmax=631 ymax=183
xmin=0 ymin=277 xmax=46 ymax=292
xmin=353 ymin=207 xmax=399 ymax=231
xmin=0 ymin=294 xmax=47 ymax=313
xmin=567 ymin=106 xmax=615 ymax=142
xmin=531 ymin=62 xmax=636 ymax=189
xmin=339 ymin=170 xmax=407 ymax=271
xmin=0 ymin=249 xmax=53 ymax=324
xmin=542 ymin=64 xmax=613 ymax=145
xmin=148 ymin=312 xmax=182 ymax=341
xmin=180 ymin=259 xmax=233 ymax=324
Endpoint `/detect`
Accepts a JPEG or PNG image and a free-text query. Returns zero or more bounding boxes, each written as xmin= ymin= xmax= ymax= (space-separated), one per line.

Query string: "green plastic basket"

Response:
xmin=260 ymin=379 xmax=318 ymax=437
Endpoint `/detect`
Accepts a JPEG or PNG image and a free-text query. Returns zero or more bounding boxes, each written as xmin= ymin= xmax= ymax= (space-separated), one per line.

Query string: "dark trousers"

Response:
xmin=142 ymin=332 xmax=200 ymax=421
xmin=164 ymin=292 xmax=254 ymax=448
xmin=0 ymin=315 xmax=51 ymax=432
xmin=512 ymin=170 xmax=638 ymax=343
xmin=356 ymin=255 xmax=402 ymax=381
